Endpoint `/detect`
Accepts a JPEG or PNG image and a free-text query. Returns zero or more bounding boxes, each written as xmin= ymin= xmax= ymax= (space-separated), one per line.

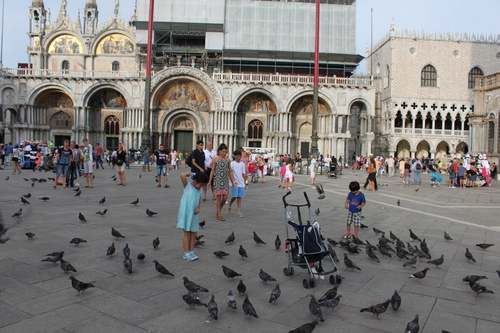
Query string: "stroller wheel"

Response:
xmin=302 ymin=279 xmax=310 ymax=289
xmin=283 ymin=267 xmax=289 ymax=276
xmin=289 ymin=267 xmax=294 ymax=276
xmin=309 ymin=278 xmax=316 ymax=288
xmin=329 ymin=275 xmax=336 ymax=285
xmin=336 ymin=274 xmax=343 ymax=285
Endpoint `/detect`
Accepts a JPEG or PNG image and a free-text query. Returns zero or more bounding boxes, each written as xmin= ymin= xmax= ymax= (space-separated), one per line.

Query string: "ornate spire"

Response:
xmin=85 ymin=0 xmax=97 ymax=9
xmin=32 ymin=0 xmax=44 ymax=7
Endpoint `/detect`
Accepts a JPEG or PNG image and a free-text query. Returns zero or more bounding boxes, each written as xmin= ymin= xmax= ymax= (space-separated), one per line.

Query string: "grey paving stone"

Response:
xmin=0 ymin=301 xmax=31 ymax=328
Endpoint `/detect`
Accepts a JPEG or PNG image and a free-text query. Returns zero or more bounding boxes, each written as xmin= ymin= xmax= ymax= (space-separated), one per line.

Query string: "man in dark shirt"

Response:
xmin=190 ymin=140 xmax=206 ymax=176
xmin=53 ymin=140 xmax=72 ymax=189
xmin=153 ymin=144 xmax=170 ymax=188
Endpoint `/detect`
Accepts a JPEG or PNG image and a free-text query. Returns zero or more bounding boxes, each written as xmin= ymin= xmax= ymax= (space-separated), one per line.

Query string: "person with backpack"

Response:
xmin=412 ymin=158 xmax=423 ymax=186
xmin=448 ymin=160 xmax=457 ymax=188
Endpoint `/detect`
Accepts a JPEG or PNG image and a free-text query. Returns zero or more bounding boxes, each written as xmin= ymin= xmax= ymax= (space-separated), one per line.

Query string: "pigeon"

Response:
xmin=123 ymin=243 xmax=130 ymax=258
xmin=78 ymin=212 xmax=87 ymax=223
xmin=106 ymin=243 xmax=115 ymax=256
xmin=343 ymin=253 xmax=361 ymax=271
xmin=289 ymin=322 xmax=319 ymax=333
xmin=497 ymin=270 xmax=500 ymax=279
xmin=199 ymin=220 xmax=206 ymax=228
xmin=409 ymin=268 xmax=430 ymax=282
xmin=146 ymin=208 xmax=157 ymax=217
xmin=366 ymin=247 xmax=380 ymax=262
xmin=463 ymin=275 xmax=488 ymax=284
xmin=39 ymin=197 xmax=50 ymax=202
xmin=409 ymin=229 xmax=421 ymax=242
xmin=69 ymin=276 xmax=95 ymax=296
xmin=469 ymin=280 xmax=494 ymax=296
xmin=259 ymin=269 xmax=277 ymax=284
xmin=12 ymin=208 xmax=23 ymax=218
xmin=23 ymin=178 xmax=30 ymax=181
xmin=427 ymin=254 xmax=444 ymax=268
xmin=41 ymin=251 xmax=64 ymax=265
xmin=137 ymin=253 xmax=145 ymax=262
xmin=70 ymin=238 xmax=87 ymax=246
xmin=360 ymin=223 xmax=368 ymax=229
xmin=5 ymin=176 xmax=9 ymax=180
xmin=389 ymin=231 xmax=398 ymax=240
xmin=269 ymin=284 xmax=281 ymax=304
xmin=25 ymin=232 xmax=35 ymax=239
xmin=183 ymin=276 xmax=209 ymax=293
xmin=226 ymin=290 xmax=237 ymax=310
xmin=415 ymin=188 xmax=419 ymax=192
xmin=396 ymin=248 xmax=410 ymax=260
xmin=253 ymin=231 xmax=266 ymax=245
xmin=405 ymin=314 xmax=420 ymax=333
xmin=237 ymin=280 xmax=246 ymax=296
xmin=328 ymin=245 xmax=340 ymax=262
xmin=195 ymin=235 xmax=205 ymax=247
xmin=403 ymin=256 xmax=418 ymax=268
xmin=365 ymin=240 xmax=377 ymax=252
xmin=111 ymin=175 xmax=117 ymax=179
xmin=476 ymin=243 xmax=494 ymax=250
xmin=352 ymin=236 xmax=365 ymax=246
xmin=98 ymin=197 xmax=106 ymax=205
xmin=74 ymin=189 xmax=81 ymax=197
xmin=243 ymin=294 xmax=259 ymax=318
xmin=319 ymin=285 xmax=338 ymax=302
xmin=377 ymin=245 xmax=392 ymax=258
xmin=214 ymin=251 xmax=230 ymax=259
xmin=238 ymin=245 xmax=248 ymax=259
xmin=153 ymin=237 xmax=160 ymax=249
xmin=319 ymin=294 xmax=342 ymax=314
xmin=111 ymin=227 xmax=125 ymax=240
xmin=225 ymin=231 xmax=235 ymax=244
xmin=139 ymin=174 xmax=141 ymax=178
xmin=315 ymin=183 xmax=325 ymax=200
xmin=397 ymin=199 xmax=400 ymax=206
xmin=183 ymin=293 xmax=208 ymax=309
xmin=73 ymin=187 xmax=80 ymax=192
xmin=327 ymin=238 xmax=338 ymax=247
xmin=315 ymin=208 xmax=320 ymax=216
xmin=208 ymin=294 xmax=218 ymax=320
xmin=444 ymin=231 xmax=452 ymax=241
xmin=21 ymin=197 xmax=30 ymax=204
xmin=60 ymin=259 xmax=77 ymax=273
xmin=373 ymin=227 xmax=385 ymax=236
xmin=31 ymin=182 xmax=35 ymax=187
xmin=360 ymin=299 xmax=391 ymax=319
xmin=95 ymin=209 xmax=108 ymax=216
xmin=130 ymin=198 xmax=139 ymax=205
xmin=308 ymin=294 xmax=324 ymax=322
xmin=153 ymin=260 xmax=174 ymax=277
xmin=465 ymin=248 xmax=476 ymax=262
xmin=23 ymin=193 xmax=31 ymax=198
xmin=123 ymin=256 xmax=133 ymax=274
xmin=407 ymin=242 xmax=416 ymax=254
xmin=420 ymin=239 xmax=431 ymax=259
xmin=222 ymin=265 xmax=242 ymax=281
xmin=391 ymin=290 xmax=401 ymax=310
xmin=275 ymin=235 xmax=281 ymax=250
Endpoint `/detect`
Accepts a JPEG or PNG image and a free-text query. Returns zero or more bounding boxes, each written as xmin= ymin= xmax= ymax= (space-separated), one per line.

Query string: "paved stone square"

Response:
xmin=0 ymin=166 xmax=499 ymax=333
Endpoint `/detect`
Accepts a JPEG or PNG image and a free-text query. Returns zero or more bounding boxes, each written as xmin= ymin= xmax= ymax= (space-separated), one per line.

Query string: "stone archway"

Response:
xmin=436 ymin=141 xmax=449 ymax=162
xmin=456 ymin=141 xmax=468 ymax=155
xmin=396 ymin=139 xmax=411 ymax=158
xmin=416 ymin=140 xmax=430 ymax=159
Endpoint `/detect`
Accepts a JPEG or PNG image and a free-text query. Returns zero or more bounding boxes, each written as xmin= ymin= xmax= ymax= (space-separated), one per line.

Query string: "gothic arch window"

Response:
xmin=105 ymin=115 xmax=120 ymax=135
xmin=248 ymin=119 xmax=263 ymax=139
xmin=468 ymin=67 xmax=483 ymax=89
xmin=394 ymin=111 xmax=403 ymax=128
xmin=454 ymin=114 xmax=462 ymax=130
xmin=415 ymin=112 xmax=423 ymax=128
xmin=50 ymin=111 xmax=72 ymax=129
xmin=445 ymin=113 xmax=453 ymax=130
xmin=112 ymin=61 xmax=120 ymax=71
xmin=404 ymin=111 xmax=413 ymax=128
xmin=425 ymin=112 xmax=433 ymax=129
xmin=62 ymin=60 xmax=69 ymax=71
xmin=435 ymin=112 xmax=443 ymax=129
xmin=421 ymin=65 xmax=437 ymax=87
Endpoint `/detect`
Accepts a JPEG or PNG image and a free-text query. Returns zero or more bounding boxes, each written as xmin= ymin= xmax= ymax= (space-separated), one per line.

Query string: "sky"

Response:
xmin=1 ymin=0 xmax=499 ymax=70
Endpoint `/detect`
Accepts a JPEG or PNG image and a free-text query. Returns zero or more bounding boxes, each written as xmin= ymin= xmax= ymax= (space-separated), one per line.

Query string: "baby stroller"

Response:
xmin=328 ymin=163 xmax=338 ymax=178
xmin=282 ymin=191 xmax=341 ymax=289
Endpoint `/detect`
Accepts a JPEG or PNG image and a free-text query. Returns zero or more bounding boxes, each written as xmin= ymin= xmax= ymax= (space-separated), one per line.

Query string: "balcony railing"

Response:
xmin=212 ymin=72 xmax=373 ymax=88
xmin=0 ymin=68 xmax=145 ymax=79
xmin=477 ymin=73 xmax=500 ymax=90
xmin=393 ymin=128 xmax=469 ymax=136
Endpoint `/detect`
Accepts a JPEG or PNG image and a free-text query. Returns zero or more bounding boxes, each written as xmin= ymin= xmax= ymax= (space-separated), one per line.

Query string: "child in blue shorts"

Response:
xmin=343 ymin=181 xmax=366 ymax=239
xmin=228 ymin=150 xmax=246 ymax=218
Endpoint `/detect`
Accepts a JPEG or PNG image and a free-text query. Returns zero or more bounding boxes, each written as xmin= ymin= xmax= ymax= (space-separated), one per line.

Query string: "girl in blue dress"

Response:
xmin=176 ymin=172 xmax=208 ymax=260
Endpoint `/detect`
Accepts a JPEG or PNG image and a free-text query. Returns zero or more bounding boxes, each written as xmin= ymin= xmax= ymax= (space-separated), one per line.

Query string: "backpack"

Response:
xmin=415 ymin=162 xmax=422 ymax=170
xmin=447 ymin=164 xmax=453 ymax=174
xmin=186 ymin=151 xmax=194 ymax=168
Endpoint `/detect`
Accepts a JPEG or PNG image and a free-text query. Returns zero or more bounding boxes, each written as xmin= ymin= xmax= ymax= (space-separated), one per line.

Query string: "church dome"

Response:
xmin=85 ymin=0 xmax=98 ymax=8
xmin=32 ymin=0 xmax=44 ymax=7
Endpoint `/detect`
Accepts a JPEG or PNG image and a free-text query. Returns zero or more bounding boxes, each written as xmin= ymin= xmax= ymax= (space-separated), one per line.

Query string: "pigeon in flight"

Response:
xmin=373 ymin=227 xmax=385 ymax=236
xmin=463 ymin=275 xmax=487 ymax=284
xmin=208 ymin=294 xmax=218 ymax=320
xmin=39 ymin=197 xmax=50 ymax=202
xmin=253 ymin=231 xmax=266 ymax=245
xmin=78 ymin=212 xmax=87 ymax=223
xmin=222 ymin=265 xmax=242 ymax=281
xmin=70 ymin=238 xmax=87 ymax=246
xmin=153 ymin=260 xmax=174 ymax=277
xmin=69 ymin=276 xmax=95 ymax=296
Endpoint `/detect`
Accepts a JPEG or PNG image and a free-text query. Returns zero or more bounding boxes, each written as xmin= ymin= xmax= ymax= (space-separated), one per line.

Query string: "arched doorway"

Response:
xmin=456 ymin=141 xmax=468 ymax=155
xmin=172 ymin=116 xmax=194 ymax=154
xmin=396 ymin=139 xmax=410 ymax=158
xmin=348 ymin=101 xmax=368 ymax=158
xmin=34 ymin=89 xmax=74 ymax=144
xmin=416 ymin=140 xmax=430 ymax=159
xmin=247 ymin=119 xmax=264 ymax=148
xmin=298 ymin=122 xmax=312 ymax=157
xmin=49 ymin=110 xmax=72 ymax=146
xmin=436 ymin=141 xmax=449 ymax=162
xmin=104 ymin=115 xmax=120 ymax=150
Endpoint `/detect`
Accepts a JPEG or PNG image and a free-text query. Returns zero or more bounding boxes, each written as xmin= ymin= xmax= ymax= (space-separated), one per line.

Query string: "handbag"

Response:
xmin=366 ymin=166 xmax=376 ymax=173
xmin=116 ymin=159 xmax=124 ymax=166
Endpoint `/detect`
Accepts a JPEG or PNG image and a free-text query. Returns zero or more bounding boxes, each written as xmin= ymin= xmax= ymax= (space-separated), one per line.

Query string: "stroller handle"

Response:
xmin=282 ymin=191 xmax=312 ymax=208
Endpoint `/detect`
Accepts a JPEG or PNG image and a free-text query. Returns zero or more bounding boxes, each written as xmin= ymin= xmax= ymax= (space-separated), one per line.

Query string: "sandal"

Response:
xmin=237 ymin=213 xmax=244 ymax=218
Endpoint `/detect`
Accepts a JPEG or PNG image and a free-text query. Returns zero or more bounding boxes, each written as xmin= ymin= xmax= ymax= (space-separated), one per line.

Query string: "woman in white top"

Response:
xmin=12 ymin=144 xmax=21 ymax=174
xmin=285 ymin=160 xmax=294 ymax=191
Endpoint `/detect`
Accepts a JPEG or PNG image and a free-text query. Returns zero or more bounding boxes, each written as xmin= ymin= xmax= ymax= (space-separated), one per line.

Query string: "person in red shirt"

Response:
xmin=95 ymin=143 xmax=104 ymax=169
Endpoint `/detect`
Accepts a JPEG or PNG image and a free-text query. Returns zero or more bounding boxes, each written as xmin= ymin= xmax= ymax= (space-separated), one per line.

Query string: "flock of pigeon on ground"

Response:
xmin=0 ymin=174 xmax=498 ymax=333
